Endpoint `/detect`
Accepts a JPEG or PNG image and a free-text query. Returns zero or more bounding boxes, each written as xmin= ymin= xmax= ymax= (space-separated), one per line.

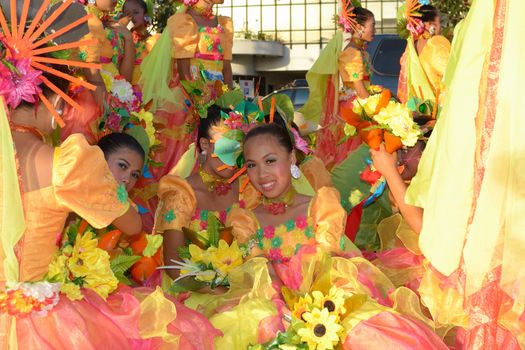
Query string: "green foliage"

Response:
xmin=152 ymin=0 xmax=182 ymax=32
xmin=434 ymin=0 xmax=471 ymax=36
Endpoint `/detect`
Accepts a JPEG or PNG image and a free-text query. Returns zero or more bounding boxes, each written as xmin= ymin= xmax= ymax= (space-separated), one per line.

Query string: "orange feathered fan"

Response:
xmin=0 ymin=0 xmax=101 ymax=127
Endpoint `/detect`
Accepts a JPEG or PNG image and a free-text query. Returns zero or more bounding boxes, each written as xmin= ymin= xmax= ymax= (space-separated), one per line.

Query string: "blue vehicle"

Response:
xmin=366 ymin=34 xmax=407 ymax=95
xmin=263 ymin=34 xmax=406 ymax=109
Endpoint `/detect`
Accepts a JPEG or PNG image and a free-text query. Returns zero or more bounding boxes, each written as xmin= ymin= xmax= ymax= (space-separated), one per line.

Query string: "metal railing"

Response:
xmin=216 ymin=0 xmax=403 ymax=48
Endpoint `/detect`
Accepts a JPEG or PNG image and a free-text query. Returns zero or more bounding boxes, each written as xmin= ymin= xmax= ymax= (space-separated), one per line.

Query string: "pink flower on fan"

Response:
xmin=0 ymin=58 xmax=42 ymax=109
xmin=106 ymin=113 xmax=122 ymax=131
xmin=290 ymin=128 xmax=311 ymax=154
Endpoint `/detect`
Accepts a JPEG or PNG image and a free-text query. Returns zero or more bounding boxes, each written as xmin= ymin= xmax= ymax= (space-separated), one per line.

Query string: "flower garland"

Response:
xmin=261 ymin=187 xmax=297 ymax=215
xmin=0 ymin=282 xmax=60 ymax=317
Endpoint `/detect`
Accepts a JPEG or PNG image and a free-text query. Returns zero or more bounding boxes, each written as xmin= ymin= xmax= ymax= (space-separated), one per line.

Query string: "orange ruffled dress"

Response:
xmin=229 ymin=187 xmax=446 ymax=349
xmin=154 ymin=175 xmax=279 ymax=349
xmin=315 ymin=46 xmax=370 ymax=170
xmin=60 ymin=8 xmax=124 ymax=143
xmin=0 ymin=135 xmax=220 ymax=350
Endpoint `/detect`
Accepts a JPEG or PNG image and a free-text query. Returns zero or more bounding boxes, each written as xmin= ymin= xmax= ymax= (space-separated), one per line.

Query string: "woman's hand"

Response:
xmin=370 ymin=143 xmax=398 ymax=178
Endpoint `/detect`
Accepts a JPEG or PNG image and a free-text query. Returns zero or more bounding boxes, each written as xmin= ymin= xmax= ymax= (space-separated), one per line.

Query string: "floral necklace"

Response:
xmin=350 ymin=36 xmax=367 ymax=51
xmin=261 ymin=187 xmax=296 ymax=215
xmin=198 ymin=166 xmax=232 ymax=196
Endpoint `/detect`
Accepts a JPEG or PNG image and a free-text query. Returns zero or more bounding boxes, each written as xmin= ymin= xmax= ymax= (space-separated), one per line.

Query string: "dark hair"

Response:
xmin=244 ymin=123 xmax=293 ymax=154
xmin=197 ymin=104 xmax=230 ymax=152
xmin=352 ymin=7 xmax=374 ymax=26
xmin=420 ymin=5 xmax=439 ymax=23
xmin=98 ymin=133 xmax=146 ymax=161
xmin=123 ymin=0 xmax=148 ymax=14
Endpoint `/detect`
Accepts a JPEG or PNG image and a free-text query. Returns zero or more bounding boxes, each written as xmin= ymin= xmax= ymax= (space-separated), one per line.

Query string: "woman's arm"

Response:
xmin=177 ymin=58 xmax=192 ymax=81
xmin=350 ymin=79 xmax=370 ymax=99
xmin=112 ymin=25 xmax=135 ymax=82
xmin=83 ymin=68 xmax=106 ymax=105
xmin=223 ymin=60 xmax=233 ymax=89
xmin=162 ymin=229 xmax=185 ymax=279
xmin=370 ymin=144 xmax=423 ymax=233
xmin=112 ymin=206 xmax=142 ymax=236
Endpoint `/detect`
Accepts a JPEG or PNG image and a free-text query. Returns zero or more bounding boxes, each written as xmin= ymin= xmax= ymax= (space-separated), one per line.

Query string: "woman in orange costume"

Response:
xmin=227 ymin=124 xmax=447 ymax=349
xmin=372 ymin=0 xmax=525 ymax=347
xmin=60 ymin=0 xmax=136 ymax=143
xmin=0 ymin=3 xmax=220 ymax=348
xmin=120 ymin=0 xmax=158 ymax=87
xmin=397 ymin=3 xmax=450 ymax=105
xmin=139 ymin=0 xmax=233 ymax=231
xmin=301 ymin=1 xmax=376 ymax=170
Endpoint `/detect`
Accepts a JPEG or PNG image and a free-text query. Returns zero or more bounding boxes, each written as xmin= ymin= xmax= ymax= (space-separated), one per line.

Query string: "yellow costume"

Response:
xmin=132 ymin=33 xmax=159 ymax=86
xmin=339 ymin=45 xmax=372 ymax=88
xmin=397 ymin=35 xmax=451 ymax=104
xmin=154 ymin=174 xmax=278 ymax=349
xmin=406 ymin=0 xmax=525 ymax=347
xmin=167 ymin=13 xmax=233 ymax=81
xmin=228 ymin=187 xmax=446 ymax=349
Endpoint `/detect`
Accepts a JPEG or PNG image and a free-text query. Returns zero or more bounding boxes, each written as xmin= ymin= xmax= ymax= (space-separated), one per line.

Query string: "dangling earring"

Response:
xmin=51 ymin=117 xmax=57 ymax=130
xmin=290 ymin=164 xmax=301 ymax=179
xmin=199 ymin=150 xmax=207 ymax=164
xmin=428 ymin=25 xmax=436 ymax=36
xmin=88 ymin=0 xmax=96 ymax=5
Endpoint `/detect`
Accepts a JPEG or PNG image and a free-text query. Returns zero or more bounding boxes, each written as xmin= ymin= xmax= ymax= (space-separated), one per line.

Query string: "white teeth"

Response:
xmin=260 ymin=181 xmax=275 ymax=190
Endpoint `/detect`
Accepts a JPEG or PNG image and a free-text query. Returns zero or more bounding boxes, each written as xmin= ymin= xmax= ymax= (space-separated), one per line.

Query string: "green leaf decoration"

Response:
xmin=216 ymin=89 xmax=244 ymax=109
xmin=213 ymin=137 xmax=242 ymax=166
xmin=207 ymin=214 xmax=220 ymax=247
xmin=178 ymin=246 xmax=191 ymax=260
xmin=169 ymin=278 xmax=207 ymax=294
xmin=143 ymin=235 xmax=163 ymax=257
xmin=222 ymin=129 xmax=245 ymax=142
xmin=262 ymin=93 xmax=295 ymax=124
xmin=116 ymin=184 xmax=128 ymax=204
xmin=114 ymin=271 xmax=133 ymax=286
xmin=110 ymin=254 xmax=141 ymax=276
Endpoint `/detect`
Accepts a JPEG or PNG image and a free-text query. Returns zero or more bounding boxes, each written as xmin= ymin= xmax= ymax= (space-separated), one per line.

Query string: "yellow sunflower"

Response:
xmin=60 ymin=282 xmax=83 ymax=301
xmin=292 ymin=294 xmax=313 ymax=320
xmin=312 ymin=287 xmax=347 ymax=317
xmin=297 ymin=307 xmax=343 ymax=350
xmin=208 ymin=240 xmax=243 ymax=276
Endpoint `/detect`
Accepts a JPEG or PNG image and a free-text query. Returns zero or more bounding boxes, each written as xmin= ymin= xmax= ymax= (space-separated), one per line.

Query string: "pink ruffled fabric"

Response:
xmin=343 ymin=311 xmax=448 ymax=350
xmin=11 ymin=286 xmax=220 ymax=350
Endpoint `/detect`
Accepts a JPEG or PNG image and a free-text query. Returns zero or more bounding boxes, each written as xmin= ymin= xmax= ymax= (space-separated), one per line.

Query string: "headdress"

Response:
xmin=338 ymin=0 xmax=362 ymax=33
xmin=397 ymin=0 xmax=431 ymax=40
xmin=0 ymin=0 xmax=100 ymax=126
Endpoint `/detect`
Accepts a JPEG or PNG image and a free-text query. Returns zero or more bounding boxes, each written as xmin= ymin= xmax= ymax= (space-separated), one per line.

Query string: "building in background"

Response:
xmin=216 ymin=0 xmax=402 ymax=95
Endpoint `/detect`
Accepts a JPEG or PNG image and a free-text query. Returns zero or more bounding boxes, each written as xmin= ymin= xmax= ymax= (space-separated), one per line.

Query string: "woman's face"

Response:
xmin=200 ymin=133 xmax=236 ymax=179
xmin=359 ymin=17 xmax=376 ymax=42
xmin=123 ymin=2 xmax=146 ymax=31
xmin=425 ymin=15 xmax=442 ymax=36
xmin=96 ymin=0 xmax=118 ymax=12
xmin=244 ymin=135 xmax=295 ymax=199
xmin=106 ymin=147 xmax=144 ymax=192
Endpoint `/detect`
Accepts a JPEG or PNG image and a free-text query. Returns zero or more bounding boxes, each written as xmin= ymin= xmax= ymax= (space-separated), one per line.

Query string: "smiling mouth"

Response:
xmin=259 ymin=181 xmax=276 ymax=192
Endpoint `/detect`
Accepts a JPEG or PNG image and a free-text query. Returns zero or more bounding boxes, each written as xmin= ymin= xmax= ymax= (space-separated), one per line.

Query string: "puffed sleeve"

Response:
xmin=300 ymin=155 xmax=333 ymax=191
xmin=218 ymin=16 xmax=234 ymax=60
xmin=226 ymin=206 xmax=264 ymax=257
xmin=338 ymin=47 xmax=364 ymax=83
xmin=310 ymin=187 xmax=346 ymax=252
xmin=78 ymin=16 xmax=104 ymax=63
xmin=420 ymin=35 xmax=451 ymax=93
xmin=54 ymin=134 xmax=130 ymax=228
xmin=154 ymin=175 xmax=197 ymax=233
xmin=166 ymin=13 xmax=199 ymax=59
xmin=238 ymin=175 xmax=260 ymax=210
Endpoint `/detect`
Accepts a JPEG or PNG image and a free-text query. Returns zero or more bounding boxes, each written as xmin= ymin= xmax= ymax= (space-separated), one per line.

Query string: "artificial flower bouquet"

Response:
xmin=340 ymin=89 xmax=421 ymax=153
xmin=250 ymin=287 xmax=363 ymax=350
xmin=163 ymin=214 xmax=248 ymax=291
xmin=44 ymin=220 xmax=120 ymax=301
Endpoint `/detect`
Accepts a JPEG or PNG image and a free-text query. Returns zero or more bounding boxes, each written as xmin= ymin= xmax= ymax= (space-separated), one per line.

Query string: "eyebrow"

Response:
xmin=119 ymin=158 xmax=130 ymax=166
